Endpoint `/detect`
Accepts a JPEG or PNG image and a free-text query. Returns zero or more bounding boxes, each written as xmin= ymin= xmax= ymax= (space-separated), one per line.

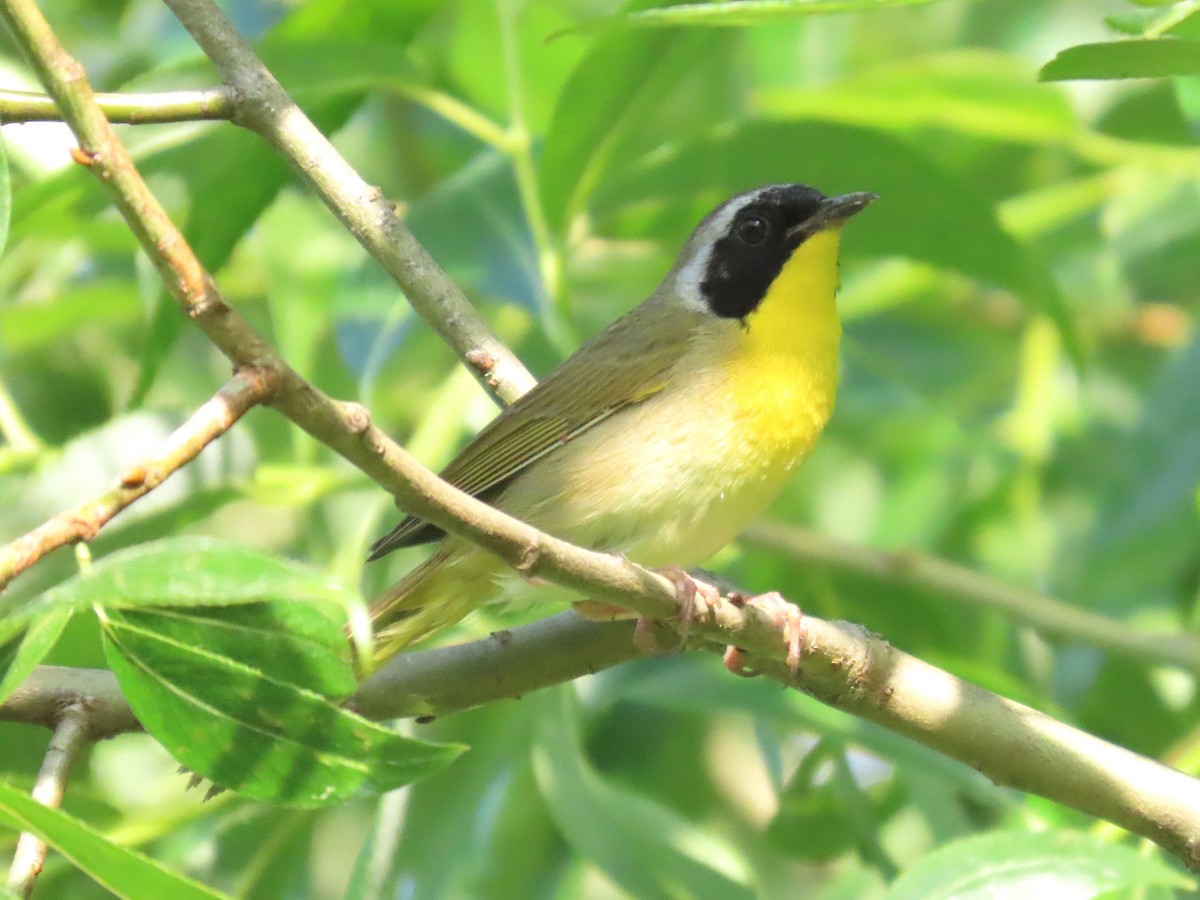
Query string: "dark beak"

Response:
xmin=787 ymin=191 xmax=878 ymax=240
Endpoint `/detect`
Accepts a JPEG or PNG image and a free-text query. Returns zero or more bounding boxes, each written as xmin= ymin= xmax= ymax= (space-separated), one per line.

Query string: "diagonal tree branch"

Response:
xmin=0 ymin=368 xmax=277 ymax=590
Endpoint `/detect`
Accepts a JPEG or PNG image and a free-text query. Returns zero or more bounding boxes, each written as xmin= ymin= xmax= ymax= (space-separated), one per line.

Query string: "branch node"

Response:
xmin=514 ymin=540 xmax=542 ymax=576
xmin=185 ymin=290 xmax=220 ymax=319
xmin=465 ymin=348 xmax=497 ymax=380
xmin=68 ymin=515 xmax=100 ymax=543
xmin=68 ymin=145 xmax=95 ymax=167
xmin=341 ymin=402 xmax=372 ymax=435
xmin=236 ymin=364 xmax=282 ymax=403
xmin=118 ymin=466 xmax=147 ymax=489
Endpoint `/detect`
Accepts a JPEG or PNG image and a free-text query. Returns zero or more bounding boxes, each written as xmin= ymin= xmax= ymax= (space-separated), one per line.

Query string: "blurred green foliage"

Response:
xmin=2 ymin=0 xmax=1200 ymax=896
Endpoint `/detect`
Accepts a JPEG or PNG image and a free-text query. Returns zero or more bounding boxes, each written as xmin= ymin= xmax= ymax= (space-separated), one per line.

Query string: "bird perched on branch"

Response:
xmin=367 ymin=183 xmax=876 ymax=666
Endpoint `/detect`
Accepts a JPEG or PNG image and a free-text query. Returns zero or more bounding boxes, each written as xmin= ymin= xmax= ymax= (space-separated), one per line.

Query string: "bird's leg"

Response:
xmin=656 ymin=566 xmax=720 ymax=639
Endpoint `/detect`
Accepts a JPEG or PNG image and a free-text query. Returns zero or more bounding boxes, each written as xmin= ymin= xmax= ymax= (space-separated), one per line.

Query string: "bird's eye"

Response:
xmin=736 ymin=215 xmax=769 ymax=246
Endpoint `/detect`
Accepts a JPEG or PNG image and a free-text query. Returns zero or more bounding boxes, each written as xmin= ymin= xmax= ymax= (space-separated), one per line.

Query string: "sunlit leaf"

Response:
xmin=0 ymin=779 xmax=228 ymax=899
xmin=0 ymin=134 xmax=10 ymax=258
xmin=758 ymin=50 xmax=1079 ymax=146
xmin=556 ymin=0 xmax=952 ymax=36
xmin=884 ymin=830 xmax=1191 ymax=899
xmin=1041 ymin=39 xmax=1200 ymax=81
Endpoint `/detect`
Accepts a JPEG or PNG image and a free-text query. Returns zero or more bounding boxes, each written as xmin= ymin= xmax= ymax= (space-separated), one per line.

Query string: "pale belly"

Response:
xmin=495 ymin=350 xmax=836 ymax=569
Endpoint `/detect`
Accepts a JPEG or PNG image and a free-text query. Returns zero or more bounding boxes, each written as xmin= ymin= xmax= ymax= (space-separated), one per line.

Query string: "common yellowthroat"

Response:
xmin=368 ymin=183 xmax=876 ymax=662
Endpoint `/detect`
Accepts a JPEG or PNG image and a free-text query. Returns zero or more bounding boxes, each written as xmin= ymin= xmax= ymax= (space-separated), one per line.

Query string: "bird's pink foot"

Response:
xmin=720 ymin=591 xmax=804 ymax=677
xmin=656 ymin=566 xmax=720 ymax=637
xmin=747 ymin=590 xmax=803 ymax=674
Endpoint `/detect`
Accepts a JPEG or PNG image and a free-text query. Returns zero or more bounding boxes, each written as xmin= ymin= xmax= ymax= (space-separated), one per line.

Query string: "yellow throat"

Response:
xmin=729 ymin=227 xmax=844 ymax=460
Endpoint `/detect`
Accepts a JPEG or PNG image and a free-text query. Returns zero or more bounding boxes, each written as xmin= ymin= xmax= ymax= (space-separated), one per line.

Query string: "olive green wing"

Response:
xmin=367 ymin=307 xmax=687 ymax=560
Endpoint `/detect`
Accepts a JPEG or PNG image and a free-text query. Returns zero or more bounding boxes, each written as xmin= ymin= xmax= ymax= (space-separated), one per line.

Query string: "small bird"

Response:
xmin=367 ymin=183 xmax=876 ymax=664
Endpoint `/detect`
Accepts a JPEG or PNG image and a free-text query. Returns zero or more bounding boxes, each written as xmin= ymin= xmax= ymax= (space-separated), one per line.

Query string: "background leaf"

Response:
xmin=884 ymin=830 xmax=1192 ymax=899
xmin=1041 ymin=39 xmax=1200 ymax=81
xmin=0 ymin=779 xmax=228 ymax=899
xmin=0 ymin=134 xmax=9 ymax=259
xmin=531 ymin=687 xmax=755 ymax=900
xmin=559 ymin=0 xmax=951 ymax=35
xmin=0 ymin=609 xmax=70 ymax=706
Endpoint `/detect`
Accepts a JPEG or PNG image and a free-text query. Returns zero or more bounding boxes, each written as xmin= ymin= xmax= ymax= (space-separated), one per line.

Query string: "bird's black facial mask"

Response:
xmin=700 ymin=184 xmax=828 ymax=321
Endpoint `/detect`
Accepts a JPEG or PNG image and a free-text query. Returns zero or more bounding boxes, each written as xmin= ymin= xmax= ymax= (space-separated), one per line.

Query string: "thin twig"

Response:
xmin=743 ymin=520 xmax=1200 ymax=676
xmin=0 ymin=86 xmax=233 ymax=123
xmin=162 ymin=0 xmax=536 ymax=407
xmin=0 ymin=368 xmax=278 ymax=590
xmin=5 ymin=706 xmax=89 ymax=899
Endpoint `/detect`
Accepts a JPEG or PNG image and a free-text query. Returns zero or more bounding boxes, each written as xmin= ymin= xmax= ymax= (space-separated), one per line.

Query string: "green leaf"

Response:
xmin=0 ymin=133 xmax=10 ymax=258
xmin=0 ymin=609 xmax=70 ymax=706
xmin=273 ymin=0 xmax=439 ymax=42
xmin=377 ymin=703 xmax=554 ymax=897
xmin=100 ymin=608 xmax=462 ymax=806
xmin=1097 ymin=81 xmax=1199 ymax=145
xmin=540 ymin=3 xmax=718 ymax=233
xmin=759 ymin=50 xmax=1079 ymax=147
xmin=0 ymin=279 xmax=144 ymax=355
xmin=0 ymin=779 xmax=228 ymax=899
xmin=1 ymin=536 xmax=356 ymax=632
xmin=1041 ymin=39 xmax=1200 ymax=82
xmin=532 ymin=688 xmax=755 ymax=900
xmin=557 ymin=0 xmax=952 ymax=35
xmin=884 ymin=830 xmax=1192 ymax=899
xmin=111 ymin=603 xmax=357 ymax=700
